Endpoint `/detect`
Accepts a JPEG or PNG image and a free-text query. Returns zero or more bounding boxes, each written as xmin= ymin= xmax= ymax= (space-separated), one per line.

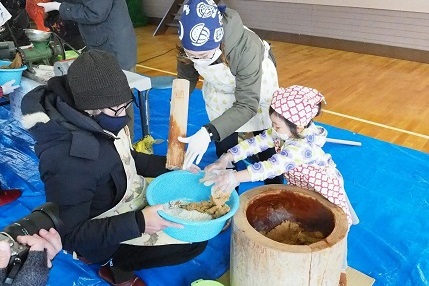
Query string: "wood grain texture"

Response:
xmin=135 ymin=25 xmax=429 ymax=154
xmin=166 ymin=79 xmax=190 ymax=170
xmin=231 ymin=185 xmax=348 ymax=286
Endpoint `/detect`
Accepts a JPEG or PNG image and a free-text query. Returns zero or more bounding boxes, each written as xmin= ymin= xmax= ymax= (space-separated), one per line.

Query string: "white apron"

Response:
xmin=194 ymin=40 xmax=278 ymax=132
xmin=92 ymin=127 xmax=187 ymax=246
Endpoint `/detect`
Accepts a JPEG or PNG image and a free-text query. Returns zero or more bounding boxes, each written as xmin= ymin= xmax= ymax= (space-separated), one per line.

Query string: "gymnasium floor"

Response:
xmin=0 ymin=24 xmax=428 ymax=285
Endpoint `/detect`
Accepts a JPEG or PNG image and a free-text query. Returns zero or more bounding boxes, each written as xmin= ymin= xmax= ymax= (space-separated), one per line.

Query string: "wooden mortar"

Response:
xmin=231 ymin=184 xmax=348 ymax=286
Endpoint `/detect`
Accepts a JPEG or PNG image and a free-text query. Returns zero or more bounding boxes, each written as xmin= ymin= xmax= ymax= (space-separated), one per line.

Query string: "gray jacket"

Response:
xmin=177 ymin=8 xmax=272 ymax=140
xmin=59 ymin=0 xmax=137 ymax=70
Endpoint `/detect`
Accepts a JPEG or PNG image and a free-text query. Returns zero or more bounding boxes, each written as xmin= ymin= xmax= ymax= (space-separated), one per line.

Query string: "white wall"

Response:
xmin=142 ymin=0 xmax=429 ymax=51
xmin=255 ymin=0 xmax=429 ymax=13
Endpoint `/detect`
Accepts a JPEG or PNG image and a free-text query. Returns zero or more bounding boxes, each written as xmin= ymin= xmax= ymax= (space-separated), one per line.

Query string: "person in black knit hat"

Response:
xmin=20 ymin=50 xmax=208 ymax=286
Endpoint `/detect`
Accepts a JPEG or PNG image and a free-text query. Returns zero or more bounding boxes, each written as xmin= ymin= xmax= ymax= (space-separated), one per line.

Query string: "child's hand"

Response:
xmin=204 ymin=153 xmax=234 ymax=174
xmin=210 ymin=169 xmax=239 ymax=197
xmin=199 ymin=170 xmax=218 ymax=186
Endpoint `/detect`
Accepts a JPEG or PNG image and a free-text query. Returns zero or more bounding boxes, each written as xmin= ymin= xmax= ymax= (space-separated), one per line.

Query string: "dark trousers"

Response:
xmin=214 ymin=130 xmax=283 ymax=185
xmin=111 ymin=241 xmax=208 ymax=271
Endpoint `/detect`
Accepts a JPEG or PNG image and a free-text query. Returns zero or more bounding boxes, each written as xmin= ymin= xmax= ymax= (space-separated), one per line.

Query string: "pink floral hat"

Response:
xmin=271 ymin=85 xmax=325 ymax=127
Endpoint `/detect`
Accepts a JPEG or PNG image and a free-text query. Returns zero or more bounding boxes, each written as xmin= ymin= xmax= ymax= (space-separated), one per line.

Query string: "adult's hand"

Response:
xmin=37 ymin=2 xmax=61 ymax=13
xmin=142 ymin=205 xmax=184 ymax=234
xmin=0 ymin=240 xmax=11 ymax=268
xmin=178 ymin=127 xmax=211 ymax=169
xmin=17 ymin=228 xmax=62 ymax=268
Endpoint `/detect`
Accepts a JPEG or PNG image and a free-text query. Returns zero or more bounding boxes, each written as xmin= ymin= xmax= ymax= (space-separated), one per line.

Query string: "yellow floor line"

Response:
xmin=136 ymin=65 xmax=429 ymax=140
xmin=136 ymin=64 xmax=204 ymax=82
xmin=323 ymin=110 xmax=429 ymax=140
xmin=136 ymin=64 xmax=177 ymax=75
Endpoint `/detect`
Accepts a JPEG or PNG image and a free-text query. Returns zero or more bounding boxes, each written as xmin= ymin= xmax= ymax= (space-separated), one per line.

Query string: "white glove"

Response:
xmin=185 ymin=164 xmax=201 ymax=174
xmin=178 ymin=127 xmax=211 ymax=169
xmin=37 ymin=2 xmax=61 ymax=12
xmin=204 ymin=152 xmax=234 ymax=174
xmin=210 ymin=169 xmax=239 ymax=198
xmin=1 ymin=80 xmax=19 ymax=95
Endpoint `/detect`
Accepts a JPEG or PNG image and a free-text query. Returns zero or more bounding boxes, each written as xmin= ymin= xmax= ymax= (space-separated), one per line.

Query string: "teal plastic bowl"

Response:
xmin=0 ymin=60 xmax=27 ymax=86
xmin=146 ymin=170 xmax=239 ymax=242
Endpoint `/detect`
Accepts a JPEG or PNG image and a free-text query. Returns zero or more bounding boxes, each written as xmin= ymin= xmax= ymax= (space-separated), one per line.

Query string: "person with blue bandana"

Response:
xmin=177 ymin=0 xmax=283 ymax=186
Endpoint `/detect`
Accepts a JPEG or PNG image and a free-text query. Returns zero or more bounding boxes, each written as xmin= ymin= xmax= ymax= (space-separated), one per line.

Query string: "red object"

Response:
xmin=0 ymin=189 xmax=22 ymax=206
xmin=98 ymin=266 xmax=147 ymax=286
xmin=25 ymin=0 xmax=51 ymax=32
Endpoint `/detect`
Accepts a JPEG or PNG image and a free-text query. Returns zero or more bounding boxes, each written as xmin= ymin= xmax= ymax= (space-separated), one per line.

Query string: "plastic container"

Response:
xmin=9 ymin=77 xmax=40 ymax=121
xmin=65 ymin=50 xmax=79 ymax=60
xmin=0 ymin=60 xmax=28 ymax=86
xmin=150 ymin=75 xmax=174 ymax=89
xmin=146 ymin=170 xmax=239 ymax=242
xmin=191 ymin=279 xmax=224 ymax=286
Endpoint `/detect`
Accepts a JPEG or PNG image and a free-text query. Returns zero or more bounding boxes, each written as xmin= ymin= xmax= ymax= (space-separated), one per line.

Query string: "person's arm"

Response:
xmin=229 ymin=130 xmax=276 ymax=162
xmin=0 ymin=241 xmax=48 ymax=286
xmin=41 ymin=151 xmax=142 ymax=257
xmin=58 ymin=0 xmax=114 ymax=24
xmin=0 ymin=229 xmax=62 ymax=286
xmin=209 ymin=37 xmax=265 ymax=140
xmin=10 ymin=252 xmax=49 ymax=286
xmin=245 ymin=138 xmax=314 ymax=182
xmin=0 ymin=267 xmax=6 ymax=285
xmin=202 ymin=130 xmax=274 ymax=177
xmin=131 ymin=150 xmax=171 ymax=178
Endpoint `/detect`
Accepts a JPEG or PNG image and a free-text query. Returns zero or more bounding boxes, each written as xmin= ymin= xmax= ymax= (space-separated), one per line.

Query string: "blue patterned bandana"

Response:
xmin=179 ymin=0 xmax=224 ymax=51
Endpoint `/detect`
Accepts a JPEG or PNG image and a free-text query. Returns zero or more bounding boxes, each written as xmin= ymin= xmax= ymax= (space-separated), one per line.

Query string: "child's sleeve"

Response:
xmin=229 ymin=130 xmax=275 ymax=162
xmin=246 ymin=144 xmax=306 ymax=182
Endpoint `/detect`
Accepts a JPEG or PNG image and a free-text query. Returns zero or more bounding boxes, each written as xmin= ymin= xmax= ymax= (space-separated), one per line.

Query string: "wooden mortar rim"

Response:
xmin=233 ymin=184 xmax=348 ymax=253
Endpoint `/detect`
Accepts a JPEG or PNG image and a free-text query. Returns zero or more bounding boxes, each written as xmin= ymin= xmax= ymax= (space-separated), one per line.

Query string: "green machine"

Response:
xmin=17 ymin=29 xmax=65 ymax=72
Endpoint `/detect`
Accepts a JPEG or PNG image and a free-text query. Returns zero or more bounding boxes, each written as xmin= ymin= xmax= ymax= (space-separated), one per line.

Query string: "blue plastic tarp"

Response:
xmin=0 ymin=87 xmax=429 ymax=285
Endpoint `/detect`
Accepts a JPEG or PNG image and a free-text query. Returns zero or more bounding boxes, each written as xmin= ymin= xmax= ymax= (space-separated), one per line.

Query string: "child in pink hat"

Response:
xmin=203 ymin=85 xmax=359 ymax=286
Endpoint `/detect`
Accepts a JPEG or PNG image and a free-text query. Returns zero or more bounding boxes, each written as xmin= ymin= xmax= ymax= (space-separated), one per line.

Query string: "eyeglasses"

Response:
xmin=184 ymin=49 xmax=217 ymax=60
xmin=105 ymin=99 xmax=133 ymax=116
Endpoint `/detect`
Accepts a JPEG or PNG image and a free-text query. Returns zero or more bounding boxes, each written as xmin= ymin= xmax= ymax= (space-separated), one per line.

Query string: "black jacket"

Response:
xmin=20 ymin=76 xmax=168 ymax=263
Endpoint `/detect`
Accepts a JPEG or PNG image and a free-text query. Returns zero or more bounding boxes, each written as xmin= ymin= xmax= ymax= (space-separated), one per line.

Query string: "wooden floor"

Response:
xmin=134 ymin=25 xmax=429 ymax=154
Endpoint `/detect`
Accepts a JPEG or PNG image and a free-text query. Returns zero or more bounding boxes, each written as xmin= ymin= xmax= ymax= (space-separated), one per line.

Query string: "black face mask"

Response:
xmin=93 ymin=112 xmax=129 ymax=135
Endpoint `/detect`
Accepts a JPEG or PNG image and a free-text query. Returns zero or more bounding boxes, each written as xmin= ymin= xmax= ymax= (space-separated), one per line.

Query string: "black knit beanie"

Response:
xmin=67 ymin=50 xmax=132 ymax=110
